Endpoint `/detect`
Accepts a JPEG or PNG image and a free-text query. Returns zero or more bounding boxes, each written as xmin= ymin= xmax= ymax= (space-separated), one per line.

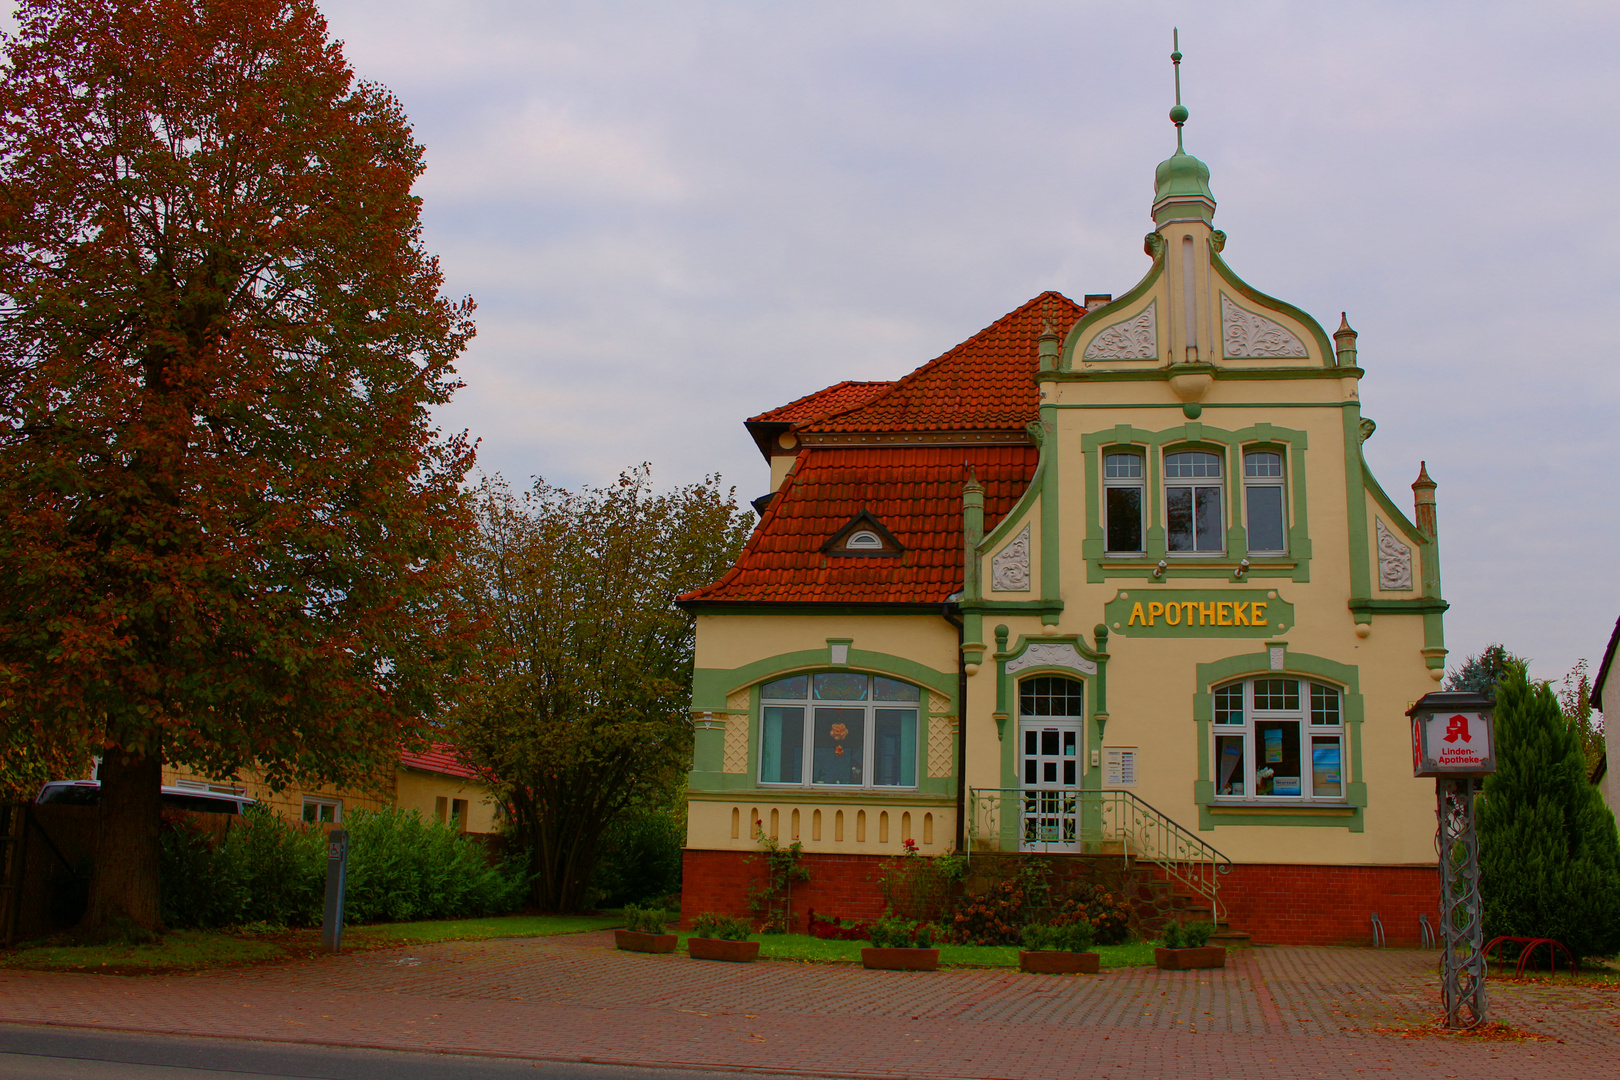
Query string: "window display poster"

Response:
xmin=1313 ymin=745 xmax=1341 ymax=789
xmin=1272 ymin=776 xmax=1301 ymax=795
xmin=1264 ymin=727 xmax=1283 ymax=763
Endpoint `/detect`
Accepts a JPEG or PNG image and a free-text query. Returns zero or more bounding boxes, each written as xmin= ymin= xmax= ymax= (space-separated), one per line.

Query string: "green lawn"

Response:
xmin=674 ymin=931 xmax=1156 ymax=968
xmin=1 ymin=913 xmax=621 ymax=975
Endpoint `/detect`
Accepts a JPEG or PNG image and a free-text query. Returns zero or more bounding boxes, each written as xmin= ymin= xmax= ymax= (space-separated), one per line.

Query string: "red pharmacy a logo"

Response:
xmin=1442 ymin=714 xmax=1471 ymax=744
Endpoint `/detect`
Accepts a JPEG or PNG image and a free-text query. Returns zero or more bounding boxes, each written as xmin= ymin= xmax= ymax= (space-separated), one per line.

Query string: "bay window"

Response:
xmin=759 ymin=672 xmax=920 ymax=789
xmin=1212 ymin=677 xmax=1344 ymax=801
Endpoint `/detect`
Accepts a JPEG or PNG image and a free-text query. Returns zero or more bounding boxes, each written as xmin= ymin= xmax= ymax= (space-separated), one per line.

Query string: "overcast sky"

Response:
xmin=314 ymin=0 xmax=1618 ymax=691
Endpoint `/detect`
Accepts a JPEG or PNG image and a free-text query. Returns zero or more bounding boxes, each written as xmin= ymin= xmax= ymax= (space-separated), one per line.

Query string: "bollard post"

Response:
xmin=321 ymin=828 xmax=349 ymax=952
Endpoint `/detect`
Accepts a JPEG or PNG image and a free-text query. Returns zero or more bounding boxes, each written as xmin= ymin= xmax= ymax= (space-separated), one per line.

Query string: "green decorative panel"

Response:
xmin=1104 ymin=590 xmax=1294 ymax=637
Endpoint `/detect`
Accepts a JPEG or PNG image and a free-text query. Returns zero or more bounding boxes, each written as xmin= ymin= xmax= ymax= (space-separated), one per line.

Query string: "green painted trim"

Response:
xmin=1348 ymin=598 xmax=1450 ymax=615
xmin=1047 ymin=367 xmax=1363 ymax=384
xmin=992 ymin=634 xmax=1109 ymax=796
xmin=692 ymin=648 xmax=955 ymax=712
xmin=1341 ymin=405 xmax=1372 ymax=605
xmin=1199 ymin=807 xmax=1362 ymax=829
xmin=1055 ymin=401 xmax=1356 ymax=409
xmin=1105 ymin=589 xmax=1294 ymax=638
xmin=1080 ymin=421 xmax=1313 ymax=585
xmin=958 ymin=600 xmax=1065 ymax=615
xmin=687 ymin=791 xmax=957 ymax=807
xmin=1209 ymin=251 xmax=1337 ymax=365
xmin=1191 ymin=648 xmax=1364 ymax=833
xmin=1039 ymin=408 xmax=1060 ymax=624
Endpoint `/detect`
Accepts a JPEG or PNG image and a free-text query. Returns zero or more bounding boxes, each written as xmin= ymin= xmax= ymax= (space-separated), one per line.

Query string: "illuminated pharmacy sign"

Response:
xmin=1409 ymin=692 xmax=1496 ymax=777
xmin=1103 ymin=590 xmax=1295 ymax=637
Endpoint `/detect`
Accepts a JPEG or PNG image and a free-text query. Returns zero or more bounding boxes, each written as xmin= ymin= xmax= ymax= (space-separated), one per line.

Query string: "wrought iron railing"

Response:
xmin=967 ymin=787 xmax=1232 ymax=923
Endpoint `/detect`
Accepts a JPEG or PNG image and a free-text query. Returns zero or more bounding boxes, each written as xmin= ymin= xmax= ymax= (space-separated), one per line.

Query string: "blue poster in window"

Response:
xmin=1272 ymin=776 xmax=1301 ymax=795
xmin=1264 ymin=728 xmax=1283 ymax=763
xmin=1313 ymin=745 xmax=1341 ymax=789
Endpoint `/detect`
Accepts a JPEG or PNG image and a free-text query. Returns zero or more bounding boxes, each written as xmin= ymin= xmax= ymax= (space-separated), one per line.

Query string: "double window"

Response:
xmin=1212 ymin=678 xmax=1345 ymax=801
xmin=1100 ymin=445 xmax=1290 ymax=558
xmin=759 ymin=672 xmax=920 ymax=789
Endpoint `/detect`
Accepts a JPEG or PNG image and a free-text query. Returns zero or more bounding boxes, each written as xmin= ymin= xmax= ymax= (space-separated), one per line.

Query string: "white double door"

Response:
xmin=1017 ymin=718 xmax=1084 ymax=852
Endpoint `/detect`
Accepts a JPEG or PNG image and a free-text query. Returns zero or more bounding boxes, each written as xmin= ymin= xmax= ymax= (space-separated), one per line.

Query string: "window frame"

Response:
xmin=1163 ymin=448 xmax=1226 ymax=556
xmin=1210 ymin=677 xmax=1346 ymax=804
xmin=301 ymin=795 xmax=342 ymax=824
xmin=1242 ymin=447 xmax=1288 ymax=555
xmin=757 ymin=671 xmax=922 ymax=791
xmin=1101 ymin=448 xmax=1146 ymax=555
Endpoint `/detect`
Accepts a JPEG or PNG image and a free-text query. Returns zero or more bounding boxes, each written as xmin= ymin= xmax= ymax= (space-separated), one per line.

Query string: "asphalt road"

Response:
xmin=0 ymin=1025 xmax=803 ymax=1080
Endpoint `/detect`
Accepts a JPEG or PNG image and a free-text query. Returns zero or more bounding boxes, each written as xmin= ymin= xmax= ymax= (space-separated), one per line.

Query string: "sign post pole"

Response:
xmin=1409 ymin=692 xmax=1496 ymax=1030
xmin=321 ymin=828 xmax=349 ymax=953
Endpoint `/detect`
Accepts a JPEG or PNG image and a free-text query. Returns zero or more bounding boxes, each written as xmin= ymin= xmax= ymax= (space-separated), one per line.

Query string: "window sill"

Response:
xmin=1207 ymin=802 xmax=1354 ymax=815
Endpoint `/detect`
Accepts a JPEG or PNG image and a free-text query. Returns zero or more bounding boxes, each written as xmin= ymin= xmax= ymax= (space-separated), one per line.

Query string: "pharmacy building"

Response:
xmin=676 ymin=128 xmax=1446 ymax=947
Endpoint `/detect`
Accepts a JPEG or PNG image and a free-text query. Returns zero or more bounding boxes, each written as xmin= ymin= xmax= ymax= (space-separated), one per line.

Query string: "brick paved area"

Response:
xmin=1 ymin=931 xmax=1616 ymax=1078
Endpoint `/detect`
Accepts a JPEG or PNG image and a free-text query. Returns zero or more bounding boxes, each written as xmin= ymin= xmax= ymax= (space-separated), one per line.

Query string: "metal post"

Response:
xmin=321 ymin=829 xmax=349 ymax=953
xmin=1436 ymin=777 xmax=1486 ymax=1028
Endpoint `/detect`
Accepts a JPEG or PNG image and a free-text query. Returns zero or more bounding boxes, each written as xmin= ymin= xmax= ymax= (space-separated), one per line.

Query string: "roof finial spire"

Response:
xmin=1169 ymin=28 xmax=1189 ymax=151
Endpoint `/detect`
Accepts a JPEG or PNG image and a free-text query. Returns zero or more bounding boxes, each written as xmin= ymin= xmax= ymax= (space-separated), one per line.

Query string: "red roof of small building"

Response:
xmin=681 ymin=444 xmax=1038 ymax=605
xmin=748 ymin=381 xmax=893 ymax=425
xmin=684 ymin=291 xmax=1085 ymax=606
xmin=399 ymin=742 xmax=478 ymax=781
xmin=798 ymin=291 xmax=1084 ymax=434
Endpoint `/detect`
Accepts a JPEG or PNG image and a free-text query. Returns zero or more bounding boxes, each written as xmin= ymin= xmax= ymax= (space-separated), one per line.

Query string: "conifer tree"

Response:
xmin=1477 ymin=664 xmax=1620 ymax=959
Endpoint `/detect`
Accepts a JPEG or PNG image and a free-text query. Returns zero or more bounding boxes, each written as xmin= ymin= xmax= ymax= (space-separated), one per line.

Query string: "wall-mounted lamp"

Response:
xmin=1152 ymin=559 xmax=1168 ymax=579
xmin=1233 ymin=558 xmax=1250 ymax=580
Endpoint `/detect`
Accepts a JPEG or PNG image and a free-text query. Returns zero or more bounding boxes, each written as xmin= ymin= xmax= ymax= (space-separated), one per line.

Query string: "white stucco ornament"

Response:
xmin=990 ymin=526 xmax=1031 ymax=592
xmin=1083 ymin=301 xmax=1157 ymax=360
xmin=1376 ymin=519 xmax=1413 ymax=592
xmin=1221 ymin=295 xmax=1307 ymax=358
xmin=1005 ymin=642 xmax=1097 ymax=677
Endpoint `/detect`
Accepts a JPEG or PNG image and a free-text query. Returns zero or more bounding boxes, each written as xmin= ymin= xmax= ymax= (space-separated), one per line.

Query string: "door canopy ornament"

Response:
xmin=1006 ymin=642 xmax=1098 ymax=676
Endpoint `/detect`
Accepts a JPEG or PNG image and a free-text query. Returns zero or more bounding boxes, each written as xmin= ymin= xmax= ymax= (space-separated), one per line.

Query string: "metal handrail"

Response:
xmin=967 ymin=786 xmax=1233 ymax=923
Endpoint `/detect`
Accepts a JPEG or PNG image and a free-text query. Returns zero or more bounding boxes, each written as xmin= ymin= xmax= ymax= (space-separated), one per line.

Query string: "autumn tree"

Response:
xmin=449 ymin=470 xmax=752 ymax=912
xmin=0 ymin=0 xmax=475 ymax=934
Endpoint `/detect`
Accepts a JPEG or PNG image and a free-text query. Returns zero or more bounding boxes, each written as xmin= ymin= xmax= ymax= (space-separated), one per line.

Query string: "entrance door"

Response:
xmin=1016 ymin=676 xmax=1085 ymax=852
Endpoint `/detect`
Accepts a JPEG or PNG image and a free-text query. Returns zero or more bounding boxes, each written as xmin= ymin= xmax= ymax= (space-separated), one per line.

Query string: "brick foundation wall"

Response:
xmin=1219 ymin=862 xmax=1438 ymax=948
xmin=681 ymin=848 xmax=1439 ymax=946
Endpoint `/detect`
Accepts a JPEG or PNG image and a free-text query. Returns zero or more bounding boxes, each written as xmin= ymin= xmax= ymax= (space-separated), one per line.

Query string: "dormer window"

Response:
xmin=823 ymin=511 xmax=904 ymax=557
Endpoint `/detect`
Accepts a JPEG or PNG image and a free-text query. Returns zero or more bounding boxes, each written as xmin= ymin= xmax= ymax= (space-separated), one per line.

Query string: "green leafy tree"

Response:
xmin=1557 ymin=659 xmax=1603 ymax=777
xmin=1478 ymin=664 xmax=1620 ymax=959
xmin=449 ymin=469 xmax=752 ymax=912
xmin=0 ymin=0 xmax=475 ymax=933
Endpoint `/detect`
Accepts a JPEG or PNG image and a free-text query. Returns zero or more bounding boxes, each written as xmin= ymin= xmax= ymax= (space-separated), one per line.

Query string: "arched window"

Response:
xmin=1243 ymin=450 xmax=1286 ymax=553
xmin=758 ymin=672 xmax=920 ymax=789
xmin=1103 ymin=451 xmax=1144 ymax=553
xmin=1212 ymin=677 xmax=1344 ymax=801
xmin=845 ymin=530 xmax=883 ymax=549
xmin=1165 ymin=450 xmax=1224 ymax=553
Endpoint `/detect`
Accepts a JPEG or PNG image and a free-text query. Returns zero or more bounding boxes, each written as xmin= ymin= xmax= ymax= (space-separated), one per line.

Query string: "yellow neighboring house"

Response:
xmin=160 ymin=742 xmax=500 ymax=834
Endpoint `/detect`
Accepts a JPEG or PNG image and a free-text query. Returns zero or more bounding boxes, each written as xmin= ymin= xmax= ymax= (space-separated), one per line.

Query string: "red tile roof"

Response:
xmin=399 ymin=742 xmax=479 ymax=781
xmin=680 ymin=445 xmax=1038 ymax=605
xmin=798 ymin=291 xmax=1085 ymax=433
xmin=748 ymin=381 xmax=892 ymax=425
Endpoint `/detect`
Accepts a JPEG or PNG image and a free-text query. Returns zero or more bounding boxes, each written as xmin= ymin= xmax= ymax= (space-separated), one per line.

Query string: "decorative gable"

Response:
xmin=823 ymin=510 xmax=904 ymax=557
xmin=1220 ymin=294 xmax=1307 ymax=358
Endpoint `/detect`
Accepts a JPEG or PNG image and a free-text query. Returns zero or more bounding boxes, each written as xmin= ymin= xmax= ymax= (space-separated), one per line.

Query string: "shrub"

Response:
xmin=591 ymin=808 xmax=684 ymax=908
xmin=158 ymin=804 xmax=523 ymax=930
xmin=1183 ymin=921 xmax=1214 ymax=948
xmin=691 ymin=912 xmax=752 ymax=941
xmin=622 ymin=904 xmax=668 ymax=934
xmin=1020 ymin=920 xmax=1095 ymax=953
xmin=876 ymin=840 xmax=965 ymax=923
xmin=868 ymin=914 xmax=935 ymax=949
xmin=1047 ymin=882 xmax=1133 ymax=946
xmin=1479 ymin=665 xmax=1620 ymax=960
xmin=1160 ymin=921 xmax=1183 ymax=949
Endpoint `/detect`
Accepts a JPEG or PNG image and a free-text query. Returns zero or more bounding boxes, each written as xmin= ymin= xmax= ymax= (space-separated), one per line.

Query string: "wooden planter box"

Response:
xmin=687 ymin=937 xmax=760 ymax=963
xmin=1155 ymin=946 xmax=1226 ymax=970
xmin=861 ymin=947 xmax=940 ymax=972
xmin=615 ymin=929 xmax=678 ymax=954
xmin=1019 ymin=950 xmax=1100 ymax=975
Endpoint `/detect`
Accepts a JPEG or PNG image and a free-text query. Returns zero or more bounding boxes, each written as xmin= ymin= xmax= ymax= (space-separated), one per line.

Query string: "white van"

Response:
xmin=34 ymin=780 xmax=255 ymax=815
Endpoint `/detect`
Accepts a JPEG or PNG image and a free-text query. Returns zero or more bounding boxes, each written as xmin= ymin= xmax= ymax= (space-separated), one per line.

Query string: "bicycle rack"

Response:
xmin=1370 ymin=911 xmax=1386 ymax=949
xmin=1419 ymin=913 xmax=1436 ymax=950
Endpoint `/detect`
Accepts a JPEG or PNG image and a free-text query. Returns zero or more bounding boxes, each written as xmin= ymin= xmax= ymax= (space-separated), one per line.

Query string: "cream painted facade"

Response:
xmin=680 ymin=129 xmax=1447 ymax=938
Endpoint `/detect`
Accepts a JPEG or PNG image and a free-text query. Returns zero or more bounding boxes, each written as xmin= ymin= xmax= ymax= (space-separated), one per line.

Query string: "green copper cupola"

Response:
xmin=1152 ymin=30 xmax=1216 ymax=228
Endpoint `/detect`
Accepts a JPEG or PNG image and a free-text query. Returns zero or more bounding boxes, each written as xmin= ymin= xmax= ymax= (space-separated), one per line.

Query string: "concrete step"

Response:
xmin=1208 ymin=929 xmax=1252 ymax=947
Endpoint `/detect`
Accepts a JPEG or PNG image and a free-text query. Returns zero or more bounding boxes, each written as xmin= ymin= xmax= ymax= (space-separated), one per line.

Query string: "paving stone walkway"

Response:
xmin=1 ymin=931 xmax=1616 ymax=1078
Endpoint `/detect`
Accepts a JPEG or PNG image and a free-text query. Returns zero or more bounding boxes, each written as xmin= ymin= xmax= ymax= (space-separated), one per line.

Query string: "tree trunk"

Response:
xmin=82 ymin=746 xmax=163 ymax=934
